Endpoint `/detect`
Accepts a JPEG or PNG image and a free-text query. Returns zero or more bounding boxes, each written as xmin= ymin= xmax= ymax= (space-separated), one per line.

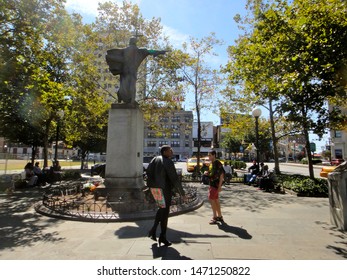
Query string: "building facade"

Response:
xmin=329 ymin=105 xmax=347 ymax=160
xmin=192 ymin=122 xmax=214 ymax=156
xmin=330 ymin=129 xmax=347 ymax=160
xmin=143 ymin=110 xmax=193 ymax=160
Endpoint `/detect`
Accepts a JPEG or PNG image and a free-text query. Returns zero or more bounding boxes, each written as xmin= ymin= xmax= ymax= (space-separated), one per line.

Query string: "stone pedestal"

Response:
xmin=328 ymin=162 xmax=347 ymax=231
xmin=105 ymin=103 xmax=144 ymax=203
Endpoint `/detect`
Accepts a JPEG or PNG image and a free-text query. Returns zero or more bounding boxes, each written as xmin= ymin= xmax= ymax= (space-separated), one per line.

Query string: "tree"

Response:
xmin=169 ymin=33 xmax=223 ymax=170
xmin=92 ymin=1 xmax=187 ymax=130
xmin=224 ymin=0 xmax=347 ymax=178
xmin=0 ymin=0 xmax=68 ymax=165
xmin=220 ymin=111 xmax=272 ymax=161
xmin=0 ymin=0 xmax=110 ymax=167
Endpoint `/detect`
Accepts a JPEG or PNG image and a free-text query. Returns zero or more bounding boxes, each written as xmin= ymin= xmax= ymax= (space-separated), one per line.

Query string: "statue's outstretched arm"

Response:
xmin=148 ymin=50 xmax=168 ymax=57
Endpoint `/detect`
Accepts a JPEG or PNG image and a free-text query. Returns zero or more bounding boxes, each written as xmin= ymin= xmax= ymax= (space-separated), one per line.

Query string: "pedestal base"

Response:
xmin=105 ymin=103 xmax=144 ymax=201
xmin=104 ymin=176 xmax=145 ymax=201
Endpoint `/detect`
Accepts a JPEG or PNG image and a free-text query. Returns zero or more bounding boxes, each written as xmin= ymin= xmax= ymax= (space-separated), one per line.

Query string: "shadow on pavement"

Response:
xmin=221 ymin=184 xmax=330 ymax=213
xmin=151 ymin=243 xmax=192 ymax=260
xmin=317 ymin=221 xmax=347 ymax=259
xmin=217 ymin=222 xmax=252 ymax=239
xmin=0 ymin=190 xmax=63 ymax=251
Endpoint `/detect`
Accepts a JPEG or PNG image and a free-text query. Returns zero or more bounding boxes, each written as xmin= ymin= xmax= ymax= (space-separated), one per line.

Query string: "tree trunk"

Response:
xmin=196 ymin=93 xmax=201 ymax=174
xmin=31 ymin=146 xmax=36 ymax=164
xmin=302 ymin=108 xmax=314 ymax=179
xmin=268 ymin=99 xmax=281 ymax=174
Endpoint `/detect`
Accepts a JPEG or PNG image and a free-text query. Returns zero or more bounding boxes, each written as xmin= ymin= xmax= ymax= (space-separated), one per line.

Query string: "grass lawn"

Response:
xmin=0 ymin=159 xmax=97 ymax=171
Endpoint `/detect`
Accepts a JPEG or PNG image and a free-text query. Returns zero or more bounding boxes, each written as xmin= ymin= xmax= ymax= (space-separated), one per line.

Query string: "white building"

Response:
xmin=329 ymin=104 xmax=347 ymax=160
xmin=192 ymin=122 xmax=214 ymax=156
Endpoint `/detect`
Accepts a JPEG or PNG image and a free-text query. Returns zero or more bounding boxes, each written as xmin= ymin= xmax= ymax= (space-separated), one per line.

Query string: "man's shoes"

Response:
xmin=148 ymin=228 xmax=157 ymax=241
xmin=158 ymin=235 xmax=172 ymax=247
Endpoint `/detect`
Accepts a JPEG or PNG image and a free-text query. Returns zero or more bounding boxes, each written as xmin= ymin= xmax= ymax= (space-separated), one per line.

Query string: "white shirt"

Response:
xmin=223 ymin=165 xmax=232 ymax=174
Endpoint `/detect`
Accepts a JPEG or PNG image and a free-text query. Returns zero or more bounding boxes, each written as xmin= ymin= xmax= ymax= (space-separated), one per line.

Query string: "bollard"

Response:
xmin=327 ymin=162 xmax=347 ymax=231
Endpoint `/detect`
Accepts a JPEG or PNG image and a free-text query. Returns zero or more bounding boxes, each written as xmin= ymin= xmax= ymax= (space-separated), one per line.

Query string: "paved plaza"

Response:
xmin=0 ymin=180 xmax=346 ymax=260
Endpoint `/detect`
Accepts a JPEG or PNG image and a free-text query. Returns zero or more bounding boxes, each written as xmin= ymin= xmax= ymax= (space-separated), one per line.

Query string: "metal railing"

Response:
xmin=39 ymin=182 xmax=200 ymax=221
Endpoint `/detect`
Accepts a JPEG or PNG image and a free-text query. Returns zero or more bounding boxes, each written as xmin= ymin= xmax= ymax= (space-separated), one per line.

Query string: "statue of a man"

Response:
xmin=106 ymin=37 xmax=167 ymax=104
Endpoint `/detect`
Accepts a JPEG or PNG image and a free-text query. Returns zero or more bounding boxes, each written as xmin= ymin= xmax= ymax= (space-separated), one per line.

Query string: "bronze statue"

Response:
xmin=106 ymin=37 xmax=167 ymax=104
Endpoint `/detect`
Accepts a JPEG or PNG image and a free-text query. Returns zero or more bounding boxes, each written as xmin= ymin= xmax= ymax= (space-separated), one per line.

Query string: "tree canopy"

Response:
xmin=223 ymin=0 xmax=347 ymax=177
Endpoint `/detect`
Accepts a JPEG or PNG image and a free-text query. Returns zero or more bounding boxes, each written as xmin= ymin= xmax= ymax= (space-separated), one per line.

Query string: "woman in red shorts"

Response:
xmin=206 ymin=150 xmax=225 ymax=224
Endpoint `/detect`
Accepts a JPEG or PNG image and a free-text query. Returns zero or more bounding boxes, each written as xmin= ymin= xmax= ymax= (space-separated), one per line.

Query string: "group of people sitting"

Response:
xmin=247 ymin=160 xmax=274 ymax=191
xmin=24 ymin=161 xmax=61 ymax=187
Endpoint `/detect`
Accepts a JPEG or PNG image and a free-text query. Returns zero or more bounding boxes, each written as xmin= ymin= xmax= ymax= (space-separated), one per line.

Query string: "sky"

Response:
xmin=64 ymin=0 xmax=328 ymax=152
xmin=65 ymin=0 xmax=248 ymax=117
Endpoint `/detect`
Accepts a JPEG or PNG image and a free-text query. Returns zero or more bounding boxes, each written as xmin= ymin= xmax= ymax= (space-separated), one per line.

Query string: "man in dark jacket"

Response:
xmin=146 ymin=145 xmax=186 ymax=246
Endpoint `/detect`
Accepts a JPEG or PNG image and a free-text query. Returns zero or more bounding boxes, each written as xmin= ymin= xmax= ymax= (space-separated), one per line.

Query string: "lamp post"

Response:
xmin=54 ymin=110 xmax=65 ymax=164
xmin=292 ymin=140 xmax=296 ymax=162
xmin=327 ymin=137 xmax=334 ymax=162
xmin=252 ymin=107 xmax=262 ymax=163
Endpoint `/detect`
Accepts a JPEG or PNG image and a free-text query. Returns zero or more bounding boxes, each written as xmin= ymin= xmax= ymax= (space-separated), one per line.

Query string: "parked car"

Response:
xmin=186 ymin=157 xmax=209 ymax=172
xmin=186 ymin=156 xmax=225 ymax=172
xmin=91 ymin=163 xmax=106 ymax=178
xmin=91 ymin=158 xmax=154 ymax=178
xmin=331 ymin=158 xmax=345 ymax=166
xmin=321 ymin=159 xmax=331 ymax=166
xmin=320 ymin=166 xmax=337 ymax=178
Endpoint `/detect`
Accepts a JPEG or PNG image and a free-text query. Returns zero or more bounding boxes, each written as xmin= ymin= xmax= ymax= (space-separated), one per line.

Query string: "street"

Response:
xmin=174 ymin=161 xmax=324 ymax=178
xmin=0 ymin=159 xmax=325 ymax=178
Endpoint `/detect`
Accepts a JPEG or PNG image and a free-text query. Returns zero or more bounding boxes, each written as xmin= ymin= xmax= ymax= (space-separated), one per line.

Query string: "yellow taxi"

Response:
xmin=186 ymin=157 xmax=210 ymax=172
xmin=186 ymin=157 xmax=225 ymax=172
xmin=320 ymin=166 xmax=337 ymax=178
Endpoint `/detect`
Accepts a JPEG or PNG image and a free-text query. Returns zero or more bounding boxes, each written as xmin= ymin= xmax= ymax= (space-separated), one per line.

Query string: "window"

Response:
xmin=159 ymin=141 xmax=169 ymax=146
xmin=147 ymin=132 xmax=156 ymax=138
xmin=185 ymin=141 xmax=190 ymax=147
xmin=335 ymin=131 xmax=342 ymax=138
xmin=171 ymin=141 xmax=180 ymax=147
xmin=335 ymin=149 xmax=343 ymax=159
xmin=171 ymin=132 xmax=180 ymax=139
xmin=185 ymin=115 xmax=192 ymax=122
xmin=172 ymin=116 xmax=180 ymax=122
xmin=147 ymin=141 xmax=156 ymax=147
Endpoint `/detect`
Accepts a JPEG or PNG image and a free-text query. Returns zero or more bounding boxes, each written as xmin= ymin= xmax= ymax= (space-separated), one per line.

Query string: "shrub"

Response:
xmin=61 ymin=171 xmax=82 ymax=180
xmin=277 ymin=174 xmax=328 ymax=197
xmin=229 ymin=160 xmax=247 ymax=169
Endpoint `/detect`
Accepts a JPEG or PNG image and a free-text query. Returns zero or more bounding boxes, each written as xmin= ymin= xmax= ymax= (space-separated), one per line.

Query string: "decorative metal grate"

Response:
xmin=39 ymin=181 xmax=200 ymax=221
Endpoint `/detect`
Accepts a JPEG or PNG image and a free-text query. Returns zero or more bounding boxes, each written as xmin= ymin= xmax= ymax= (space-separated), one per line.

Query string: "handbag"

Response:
xmin=150 ymin=188 xmax=166 ymax=208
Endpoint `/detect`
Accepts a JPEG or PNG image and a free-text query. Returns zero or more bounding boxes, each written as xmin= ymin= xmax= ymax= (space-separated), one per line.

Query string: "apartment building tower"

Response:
xmin=143 ymin=110 xmax=193 ymax=160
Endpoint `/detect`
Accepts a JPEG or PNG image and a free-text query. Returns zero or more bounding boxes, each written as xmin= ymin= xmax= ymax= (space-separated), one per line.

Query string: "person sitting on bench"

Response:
xmin=24 ymin=162 xmax=38 ymax=187
xmin=248 ymin=161 xmax=262 ymax=185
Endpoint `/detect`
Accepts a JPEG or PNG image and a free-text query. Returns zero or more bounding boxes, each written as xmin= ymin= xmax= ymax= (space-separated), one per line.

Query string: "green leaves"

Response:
xmin=223 ymin=0 xmax=347 ymax=177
